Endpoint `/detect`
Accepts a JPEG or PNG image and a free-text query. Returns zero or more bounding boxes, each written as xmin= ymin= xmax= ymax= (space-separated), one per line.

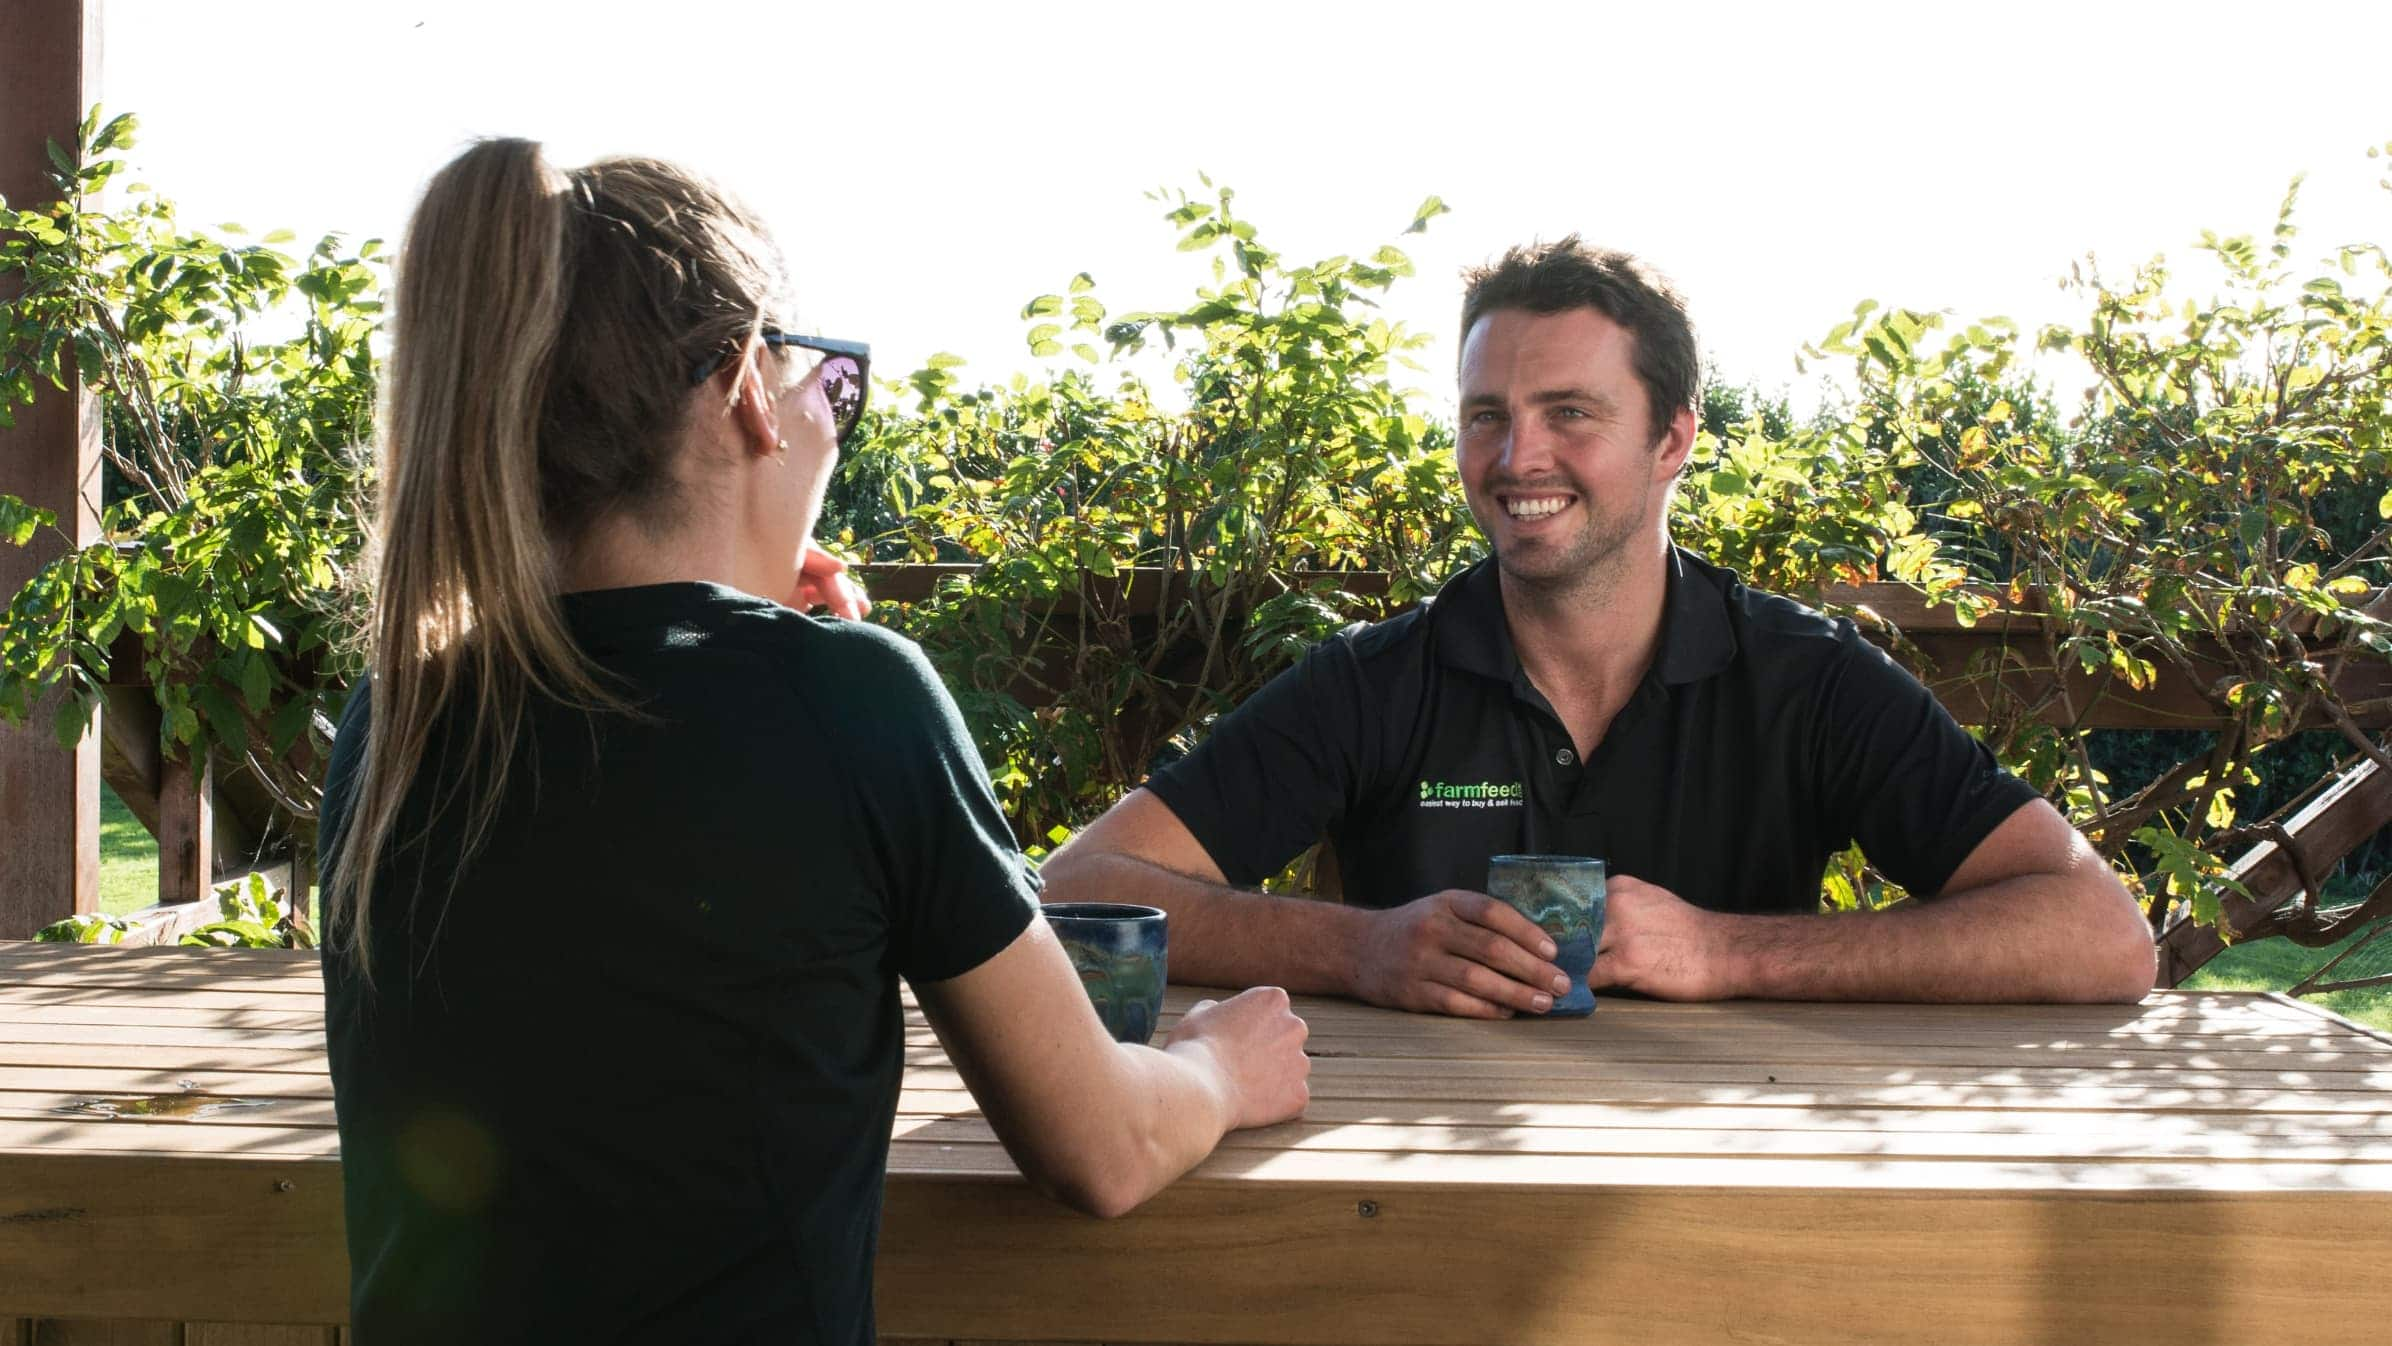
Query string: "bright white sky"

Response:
xmin=96 ymin=0 xmax=2392 ymax=416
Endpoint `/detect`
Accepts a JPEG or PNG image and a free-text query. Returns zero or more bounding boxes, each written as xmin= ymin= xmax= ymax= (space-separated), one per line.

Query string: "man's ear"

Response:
xmin=1653 ymin=405 xmax=1698 ymax=482
xmin=725 ymin=341 xmax=782 ymax=459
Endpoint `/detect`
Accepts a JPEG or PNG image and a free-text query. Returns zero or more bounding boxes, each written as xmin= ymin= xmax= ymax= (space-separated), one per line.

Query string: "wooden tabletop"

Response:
xmin=2 ymin=942 xmax=2387 ymax=1345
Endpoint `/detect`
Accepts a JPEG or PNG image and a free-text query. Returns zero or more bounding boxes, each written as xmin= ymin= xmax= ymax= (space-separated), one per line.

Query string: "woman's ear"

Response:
xmin=725 ymin=339 xmax=783 ymax=460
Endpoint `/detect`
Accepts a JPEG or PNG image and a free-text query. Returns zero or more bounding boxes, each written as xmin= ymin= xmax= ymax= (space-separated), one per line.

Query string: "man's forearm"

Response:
xmin=1713 ymin=873 xmax=2155 ymax=1003
xmin=1039 ymin=850 xmax=1371 ymax=995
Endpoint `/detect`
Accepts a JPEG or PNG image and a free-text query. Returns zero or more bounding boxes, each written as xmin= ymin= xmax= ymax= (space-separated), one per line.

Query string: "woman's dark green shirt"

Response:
xmin=318 ymin=584 xmax=1038 ymax=1345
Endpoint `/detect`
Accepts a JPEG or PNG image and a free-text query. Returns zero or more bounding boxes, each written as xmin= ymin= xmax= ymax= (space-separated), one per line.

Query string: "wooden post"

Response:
xmin=0 ymin=0 xmax=105 ymax=938
xmin=155 ymin=752 xmax=212 ymax=906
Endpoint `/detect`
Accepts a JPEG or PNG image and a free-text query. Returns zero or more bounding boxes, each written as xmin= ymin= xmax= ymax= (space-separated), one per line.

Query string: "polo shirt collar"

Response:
xmin=1431 ymin=546 xmax=1738 ymax=688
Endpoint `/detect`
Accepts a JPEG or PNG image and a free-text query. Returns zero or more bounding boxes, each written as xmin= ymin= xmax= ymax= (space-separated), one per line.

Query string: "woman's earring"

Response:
xmin=775 ymin=439 xmax=790 ymax=458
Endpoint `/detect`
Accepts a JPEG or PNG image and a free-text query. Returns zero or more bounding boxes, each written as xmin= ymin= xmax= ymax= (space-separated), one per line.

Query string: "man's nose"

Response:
xmin=1497 ymin=414 xmax=1556 ymax=477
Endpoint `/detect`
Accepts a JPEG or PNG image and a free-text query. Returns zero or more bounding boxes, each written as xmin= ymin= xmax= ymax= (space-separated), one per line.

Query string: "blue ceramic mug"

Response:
xmin=1487 ymin=855 xmax=1605 ymax=1017
xmin=1042 ymin=902 xmax=1169 ymax=1045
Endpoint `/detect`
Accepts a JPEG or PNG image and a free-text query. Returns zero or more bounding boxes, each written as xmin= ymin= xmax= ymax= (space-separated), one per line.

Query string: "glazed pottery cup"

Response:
xmin=1042 ymin=902 xmax=1169 ymax=1045
xmin=1486 ymin=855 xmax=1605 ymax=1017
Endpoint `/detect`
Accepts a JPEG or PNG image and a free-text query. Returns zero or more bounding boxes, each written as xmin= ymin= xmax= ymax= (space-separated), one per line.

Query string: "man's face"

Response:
xmin=1455 ymin=307 xmax=1690 ymax=595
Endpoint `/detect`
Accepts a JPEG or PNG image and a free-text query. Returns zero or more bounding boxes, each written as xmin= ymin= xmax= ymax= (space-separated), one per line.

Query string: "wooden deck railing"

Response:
xmin=39 ymin=567 xmax=2392 ymax=981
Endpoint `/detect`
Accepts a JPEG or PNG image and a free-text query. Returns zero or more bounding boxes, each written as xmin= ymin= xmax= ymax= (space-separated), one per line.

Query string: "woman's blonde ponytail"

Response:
xmin=330 ymin=139 xmax=622 ymax=982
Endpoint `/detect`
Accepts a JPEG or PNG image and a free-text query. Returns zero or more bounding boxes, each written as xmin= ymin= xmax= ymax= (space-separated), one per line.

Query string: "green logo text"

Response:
xmin=1417 ymin=779 xmax=1525 ymax=804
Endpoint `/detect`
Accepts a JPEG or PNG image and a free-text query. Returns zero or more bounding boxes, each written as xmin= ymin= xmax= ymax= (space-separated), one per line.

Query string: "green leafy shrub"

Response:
xmin=0 ymin=110 xmax=381 ymax=863
xmin=36 ymin=869 xmax=313 ymax=948
xmin=1683 ymin=159 xmax=2392 ymax=935
xmin=176 ymin=869 xmax=314 ymax=948
xmin=8 ymin=109 xmax=2388 ymax=961
xmin=850 ymin=183 xmax=1478 ymax=841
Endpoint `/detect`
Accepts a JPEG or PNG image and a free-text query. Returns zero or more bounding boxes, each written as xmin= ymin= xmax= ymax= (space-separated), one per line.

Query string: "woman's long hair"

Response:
xmin=330 ymin=138 xmax=787 ymax=982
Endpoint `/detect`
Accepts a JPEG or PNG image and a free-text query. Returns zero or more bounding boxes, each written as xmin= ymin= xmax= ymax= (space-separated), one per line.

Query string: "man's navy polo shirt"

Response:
xmin=1147 ymin=549 xmax=2041 ymax=913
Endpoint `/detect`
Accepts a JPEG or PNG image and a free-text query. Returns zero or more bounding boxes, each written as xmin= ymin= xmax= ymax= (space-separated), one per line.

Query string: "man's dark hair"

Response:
xmin=1459 ymin=236 xmax=1698 ymax=439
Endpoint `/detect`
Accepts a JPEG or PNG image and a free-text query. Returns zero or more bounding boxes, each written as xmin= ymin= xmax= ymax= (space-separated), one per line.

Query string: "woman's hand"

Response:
xmin=789 ymin=540 xmax=870 ymax=619
xmin=1166 ymin=987 xmax=1312 ymax=1130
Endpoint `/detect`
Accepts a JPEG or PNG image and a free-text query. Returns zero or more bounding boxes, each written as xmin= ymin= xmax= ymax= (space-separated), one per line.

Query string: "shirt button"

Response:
xmin=1555 ymin=748 xmax=1575 ymax=766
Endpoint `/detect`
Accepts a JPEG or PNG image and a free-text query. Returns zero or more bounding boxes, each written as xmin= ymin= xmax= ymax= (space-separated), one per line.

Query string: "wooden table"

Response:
xmin=3 ymin=942 xmax=2387 ymax=1345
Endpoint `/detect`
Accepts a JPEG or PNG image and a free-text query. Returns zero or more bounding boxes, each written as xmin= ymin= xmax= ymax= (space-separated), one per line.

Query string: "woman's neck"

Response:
xmin=558 ymin=510 xmax=743 ymax=595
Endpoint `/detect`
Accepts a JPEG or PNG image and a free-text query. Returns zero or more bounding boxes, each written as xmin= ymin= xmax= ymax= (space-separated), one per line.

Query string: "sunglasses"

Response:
xmin=690 ymin=330 xmax=872 ymax=447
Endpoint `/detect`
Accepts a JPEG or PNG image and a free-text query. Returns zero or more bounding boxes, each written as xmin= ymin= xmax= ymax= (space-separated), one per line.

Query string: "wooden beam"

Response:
xmin=0 ymin=0 xmax=104 ymax=939
xmin=0 ymin=1153 xmax=349 ymax=1324
xmin=103 ymin=632 xmax=282 ymax=881
xmin=2158 ymin=756 xmax=2392 ymax=986
xmin=877 ymin=1179 xmax=2392 ymax=1346
xmin=1828 ymin=584 xmax=2392 ymax=730
xmin=852 ymin=568 xmax=2390 ymax=730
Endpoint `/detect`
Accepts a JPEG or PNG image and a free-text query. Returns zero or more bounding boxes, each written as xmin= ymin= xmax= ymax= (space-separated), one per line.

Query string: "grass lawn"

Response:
xmin=97 ymin=783 xmax=322 ymax=934
xmin=2184 ymin=922 xmax=2391 ymax=1033
xmin=98 ymin=780 xmax=161 ymax=916
xmin=92 ymin=781 xmax=2391 ymax=1029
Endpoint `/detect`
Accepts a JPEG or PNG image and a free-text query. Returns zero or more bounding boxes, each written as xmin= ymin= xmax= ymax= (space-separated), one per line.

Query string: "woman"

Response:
xmin=318 ymin=139 xmax=1309 ymax=1345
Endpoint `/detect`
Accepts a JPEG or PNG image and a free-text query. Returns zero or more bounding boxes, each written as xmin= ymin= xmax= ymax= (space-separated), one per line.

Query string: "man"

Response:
xmin=1042 ymin=238 xmax=2156 ymax=1017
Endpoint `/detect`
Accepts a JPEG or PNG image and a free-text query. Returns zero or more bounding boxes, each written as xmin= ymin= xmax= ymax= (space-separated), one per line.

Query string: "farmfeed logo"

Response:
xmin=1417 ymin=778 xmax=1525 ymax=810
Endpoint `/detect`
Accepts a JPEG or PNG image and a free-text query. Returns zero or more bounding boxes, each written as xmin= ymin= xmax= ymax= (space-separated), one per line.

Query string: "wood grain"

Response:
xmin=182 ymin=1326 xmax=337 ymax=1346
xmin=2 ymin=942 xmax=2387 ymax=1342
xmin=877 ymin=1179 xmax=2386 ymax=1346
xmin=0 ymin=1154 xmax=346 ymax=1323
xmin=27 ymin=1323 xmax=181 ymax=1346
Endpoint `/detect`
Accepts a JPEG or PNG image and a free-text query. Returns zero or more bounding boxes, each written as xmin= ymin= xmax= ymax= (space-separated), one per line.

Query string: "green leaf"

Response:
xmin=1067 ymin=272 xmax=1096 ymax=294
xmin=180 ymin=919 xmax=281 ymax=949
xmin=0 ymin=495 xmax=57 ymax=546
xmin=92 ymin=112 xmax=138 ymax=153
xmin=45 ymin=139 xmax=74 ymax=176
xmin=239 ymin=651 xmax=273 ymax=712
xmin=52 ymin=693 xmax=93 ymax=748
xmin=36 ymin=913 xmax=132 ymax=944
xmin=2204 ymin=788 xmax=2237 ymax=831
xmin=1406 ymin=195 xmax=1449 ymax=234
xmin=269 ymin=696 xmax=317 ymax=754
xmin=194 ymin=685 xmax=248 ymax=749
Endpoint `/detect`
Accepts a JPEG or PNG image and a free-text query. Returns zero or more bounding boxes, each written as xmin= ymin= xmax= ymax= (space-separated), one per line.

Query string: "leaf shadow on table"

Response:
xmin=1146 ymin=993 xmax=2382 ymax=1345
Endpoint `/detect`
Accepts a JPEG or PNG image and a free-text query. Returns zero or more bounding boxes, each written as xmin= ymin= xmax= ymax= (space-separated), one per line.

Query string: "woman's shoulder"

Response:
xmin=569 ymin=583 xmax=920 ymax=665
xmin=674 ymin=597 xmax=953 ymax=726
xmin=713 ymin=600 xmax=935 ymax=683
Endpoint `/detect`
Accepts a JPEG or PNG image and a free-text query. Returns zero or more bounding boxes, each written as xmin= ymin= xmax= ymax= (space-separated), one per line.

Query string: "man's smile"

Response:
xmin=1500 ymin=492 xmax=1577 ymax=521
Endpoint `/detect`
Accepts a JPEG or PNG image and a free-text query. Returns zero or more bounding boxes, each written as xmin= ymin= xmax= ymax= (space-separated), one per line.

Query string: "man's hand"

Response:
xmin=789 ymin=540 xmax=870 ymax=619
xmin=1594 ymin=875 xmax=1738 ymax=1001
xmin=1351 ymin=890 xmax=1571 ymax=1019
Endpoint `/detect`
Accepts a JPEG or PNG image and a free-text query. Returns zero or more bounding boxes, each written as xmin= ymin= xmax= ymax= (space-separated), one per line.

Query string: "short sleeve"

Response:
xmin=1812 ymin=628 xmax=2043 ymax=897
xmin=1145 ymin=635 xmax=1375 ymax=887
xmin=812 ymin=626 xmax=1039 ymax=983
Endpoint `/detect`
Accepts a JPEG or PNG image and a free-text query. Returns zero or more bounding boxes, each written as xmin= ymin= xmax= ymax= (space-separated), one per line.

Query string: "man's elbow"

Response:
xmin=2086 ymin=931 xmax=2158 ymax=1003
xmin=1036 ymin=842 xmax=1106 ymax=905
xmin=2086 ymin=876 xmax=2159 ymax=1004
